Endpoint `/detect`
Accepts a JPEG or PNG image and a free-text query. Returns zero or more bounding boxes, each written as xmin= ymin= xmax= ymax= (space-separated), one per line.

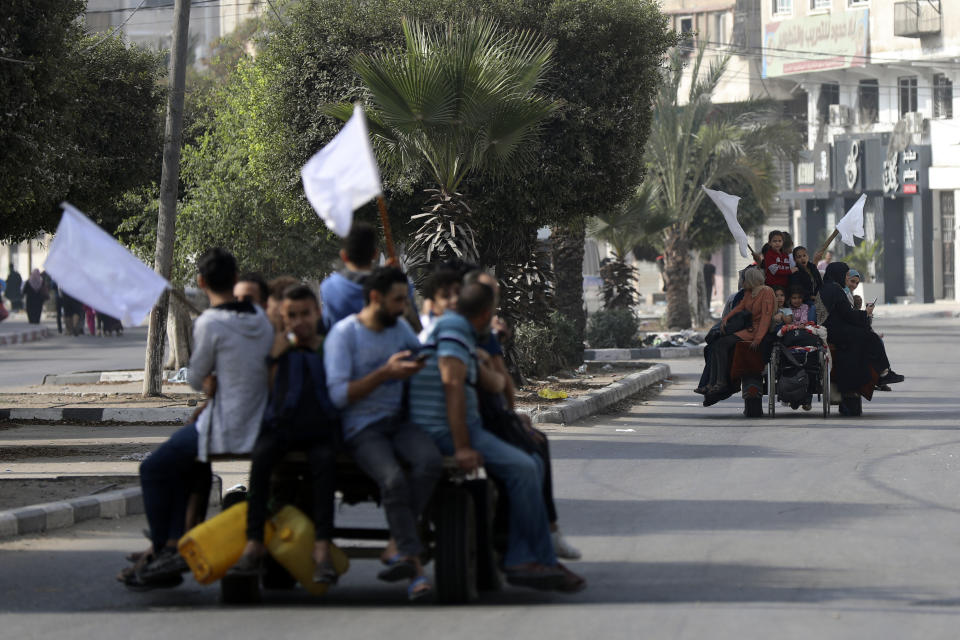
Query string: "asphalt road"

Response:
xmin=2 ymin=317 xmax=960 ymax=639
xmin=0 ymin=325 xmax=149 ymax=389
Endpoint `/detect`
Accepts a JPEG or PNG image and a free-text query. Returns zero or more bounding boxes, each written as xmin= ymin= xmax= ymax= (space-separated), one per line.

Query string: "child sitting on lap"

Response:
xmin=787 ymin=287 xmax=811 ymax=324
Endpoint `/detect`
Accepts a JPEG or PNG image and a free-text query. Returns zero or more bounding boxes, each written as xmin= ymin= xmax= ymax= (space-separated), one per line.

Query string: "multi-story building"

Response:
xmin=643 ymin=0 xmax=800 ymax=307
xmin=84 ymin=0 xmax=262 ymax=68
xmin=766 ymin=0 xmax=957 ymax=302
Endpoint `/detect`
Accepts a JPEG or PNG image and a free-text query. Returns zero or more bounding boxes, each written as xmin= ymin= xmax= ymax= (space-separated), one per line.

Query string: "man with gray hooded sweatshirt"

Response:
xmin=125 ymin=248 xmax=274 ymax=590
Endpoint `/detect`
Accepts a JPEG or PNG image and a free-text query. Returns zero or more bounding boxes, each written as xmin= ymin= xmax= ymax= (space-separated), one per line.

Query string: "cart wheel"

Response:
xmin=821 ymin=352 xmax=831 ymax=418
xmin=261 ymin=554 xmax=297 ymax=590
xmin=767 ymin=349 xmax=777 ymax=419
xmin=465 ymin=479 xmax=502 ymax=592
xmin=221 ymin=573 xmax=261 ymax=604
xmin=433 ymin=485 xmax=479 ymax=604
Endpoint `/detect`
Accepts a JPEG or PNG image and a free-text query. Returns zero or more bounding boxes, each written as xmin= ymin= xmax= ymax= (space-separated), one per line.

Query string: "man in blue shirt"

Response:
xmin=319 ymin=223 xmax=378 ymax=332
xmin=324 ymin=266 xmax=442 ymax=600
xmin=409 ymin=282 xmax=573 ymax=592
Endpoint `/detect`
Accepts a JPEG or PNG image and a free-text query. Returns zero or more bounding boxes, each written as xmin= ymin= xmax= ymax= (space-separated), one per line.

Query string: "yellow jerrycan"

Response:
xmin=265 ymin=504 xmax=349 ymax=596
xmin=178 ymin=501 xmax=274 ymax=585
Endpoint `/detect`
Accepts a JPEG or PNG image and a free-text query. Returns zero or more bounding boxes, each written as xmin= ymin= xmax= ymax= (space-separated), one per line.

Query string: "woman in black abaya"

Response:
xmin=820 ymin=262 xmax=903 ymax=396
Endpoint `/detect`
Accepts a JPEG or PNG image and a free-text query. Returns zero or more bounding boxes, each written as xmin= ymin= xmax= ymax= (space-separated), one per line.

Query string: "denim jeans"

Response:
xmin=347 ymin=417 xmax=443 ymax=557
xmin=431 ymin=424 xmax=557 ymax=567
xmin=246 ymin=428 xmax=336 ymax=542
xmin=139 ymin=424 xmax=209 ymax=551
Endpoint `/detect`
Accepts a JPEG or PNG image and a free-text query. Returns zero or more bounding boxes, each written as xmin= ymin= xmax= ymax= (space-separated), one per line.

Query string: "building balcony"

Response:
xmin=894 ymin=0 xmax=941 ymax=38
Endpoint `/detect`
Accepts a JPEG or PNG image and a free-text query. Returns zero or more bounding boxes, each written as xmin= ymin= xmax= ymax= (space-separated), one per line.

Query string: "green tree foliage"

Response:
xmin=120 ymin=56 xmax=339 ymax=285
xmin=329 ymin=17 xmax=558 ymax=274
xmin=642 ymin=45 xmax=801 ymax=329
xmin=0 ymin=1 xmax=165 ymax=240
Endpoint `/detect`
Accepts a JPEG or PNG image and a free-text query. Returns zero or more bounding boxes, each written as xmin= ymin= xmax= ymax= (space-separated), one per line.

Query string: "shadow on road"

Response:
xmin=549 ymin=440 xmax=791 ymax=460
xmin=554 ymin=498 xmax=903 ymax=536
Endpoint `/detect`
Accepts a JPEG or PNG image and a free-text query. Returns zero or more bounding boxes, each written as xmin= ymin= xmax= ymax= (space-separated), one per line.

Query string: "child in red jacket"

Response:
xmin=763 ymin=230 xmax=795 ymax=289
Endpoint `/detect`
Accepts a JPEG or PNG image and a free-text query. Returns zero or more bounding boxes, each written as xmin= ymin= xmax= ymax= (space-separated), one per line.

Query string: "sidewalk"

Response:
xmin=871 ymin=299 xmax=960 ymax=319
xmin=0 ymin=315 xmax=54 ymax=346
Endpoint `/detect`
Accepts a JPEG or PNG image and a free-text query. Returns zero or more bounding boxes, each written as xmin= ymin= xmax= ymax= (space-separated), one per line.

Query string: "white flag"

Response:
xmin=301 ymin=105 xmax=382 ymax=237
xmin=44 ymin=203 xmax=169 ymax=326
xmin=702 ymin=186 xmax=750 ymax=258
xmin=836 ymin=194 xmax=866 ymax=247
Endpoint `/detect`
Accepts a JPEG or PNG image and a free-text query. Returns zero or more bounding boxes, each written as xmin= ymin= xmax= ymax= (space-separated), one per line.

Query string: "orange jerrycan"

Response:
xmin=265 ymin=505 xmax=349 ymax=596
xmin=178 ymin=501 xmax=274 ymax=585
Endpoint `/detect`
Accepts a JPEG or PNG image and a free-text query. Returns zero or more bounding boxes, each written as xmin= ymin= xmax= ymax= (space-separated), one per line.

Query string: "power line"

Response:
xmin=85 ymin=0 xmax=151 ymax=50
xmin=684 ymin=39 xmax=960 ymax=71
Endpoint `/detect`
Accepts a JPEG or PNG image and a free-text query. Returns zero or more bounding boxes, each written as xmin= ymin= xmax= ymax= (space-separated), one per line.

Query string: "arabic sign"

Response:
xmin=763 ymin=9 xmax=869 ymax=78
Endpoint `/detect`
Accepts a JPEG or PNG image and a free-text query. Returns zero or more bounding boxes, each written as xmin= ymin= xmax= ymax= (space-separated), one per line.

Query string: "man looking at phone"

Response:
xmin=324 ymin=266 xmax=442 ymax=599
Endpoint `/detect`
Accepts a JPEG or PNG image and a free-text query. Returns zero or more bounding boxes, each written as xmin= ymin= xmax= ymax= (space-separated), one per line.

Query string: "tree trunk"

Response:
xmin=143 ymin=0 xmax=191 ymax=396
xmin=551 ymin=218 xmax=586 ymax=350
xmin=164 ymin=290 xmax=193 ymax=370
xmin=663 ymin=228 xmax=692 ymax=329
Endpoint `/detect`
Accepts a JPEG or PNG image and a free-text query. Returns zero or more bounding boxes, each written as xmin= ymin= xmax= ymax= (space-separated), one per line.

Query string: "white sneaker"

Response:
xmin=551 ymin=530 xmax=581 ymax=560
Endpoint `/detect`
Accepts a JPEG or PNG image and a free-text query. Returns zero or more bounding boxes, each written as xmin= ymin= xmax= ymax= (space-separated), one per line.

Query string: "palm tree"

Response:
xmin=329 ymin=17 xmax=558 ymax=273
xmin=643 ymin=44 xmax=800 ymax=328
xmin=588 ymin=182 xmax=666 ymax=309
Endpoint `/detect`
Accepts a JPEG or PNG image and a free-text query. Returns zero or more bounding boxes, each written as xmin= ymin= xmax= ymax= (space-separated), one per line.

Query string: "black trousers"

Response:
xmin=245 ymin=428 xmax=336 ymax=542
xmin=709 ymin=334 xmax=743 ymax=387
xmin=530 ymin=429 xmax=558 ymax=524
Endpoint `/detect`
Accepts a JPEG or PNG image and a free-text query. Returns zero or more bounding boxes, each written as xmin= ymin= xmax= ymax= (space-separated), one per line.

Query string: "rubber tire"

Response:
xmin=433 ymin=485 xmax=479 ymax=604
xmin=821 ymin=351 xmax=831 ymax=419
xmin=221 ymin=573 xmax=261 ymax=604
xmin=767 ymin=351 xmax=777 ymax=419
xmin=261 ymin=554 xmax=297 ymax=590
xmin=744 ymin=396 xmax=763 ymax=418
xmin=465 ymin=479 xmax=502 ymax=592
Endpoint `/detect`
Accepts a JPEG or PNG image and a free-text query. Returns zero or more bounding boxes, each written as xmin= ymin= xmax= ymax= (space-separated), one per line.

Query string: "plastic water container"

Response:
xmin=266 ymin=505 xmax=349 ymax=595
xmin=178 ymin=501 xmax=273 ymax=585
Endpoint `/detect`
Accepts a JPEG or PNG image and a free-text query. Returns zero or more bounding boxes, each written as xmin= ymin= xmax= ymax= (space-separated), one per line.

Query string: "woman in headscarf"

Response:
xmin=820 ymin=262 xmax=903 ymax=401
xmin=706 ymin=266 xmax=775 ymax=393
xmin=22 ymin=269 xmax=48 ymax=324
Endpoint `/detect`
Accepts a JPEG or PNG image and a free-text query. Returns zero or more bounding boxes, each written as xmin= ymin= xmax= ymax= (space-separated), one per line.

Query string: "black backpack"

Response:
xmin=264 ymin=349 xmax=340 ymax=444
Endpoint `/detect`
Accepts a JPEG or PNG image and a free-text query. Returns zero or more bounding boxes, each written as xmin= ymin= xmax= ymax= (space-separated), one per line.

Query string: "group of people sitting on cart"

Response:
xmin=120 ymin=223 xmax=586 ymax=599
xmin=697 ymin=229 xmax=904 ymax=413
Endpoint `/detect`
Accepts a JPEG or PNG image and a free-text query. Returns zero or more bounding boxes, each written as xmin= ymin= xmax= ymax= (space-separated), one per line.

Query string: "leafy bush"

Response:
xmin=586 ymin=308 xmax=639 ymax=348
xmin=512 ymin=311 xmax=581 ymax=379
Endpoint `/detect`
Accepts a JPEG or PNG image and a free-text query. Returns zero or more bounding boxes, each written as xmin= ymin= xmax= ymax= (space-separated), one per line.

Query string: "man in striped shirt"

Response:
xmin=409 ymin=282 xmax=571 ymax=591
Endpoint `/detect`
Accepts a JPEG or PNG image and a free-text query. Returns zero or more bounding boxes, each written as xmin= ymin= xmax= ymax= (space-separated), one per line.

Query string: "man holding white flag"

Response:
xmin=301 ymin=105 xmax=382 ymax=238
xmin=44 ymin=203 xmax=169 ymax=327
xmin=702 ymin=186 xmax=751 ymax=259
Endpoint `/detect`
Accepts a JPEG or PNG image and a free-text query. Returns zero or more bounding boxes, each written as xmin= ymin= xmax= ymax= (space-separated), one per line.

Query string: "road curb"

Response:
xmin=0 ymin=477 xmax=222 ymax=540
xmin=520 ymin=363 xmax=671 ymax=425
xmin=42 ymin=370 xmax=153 ymax=385
xmin=0 ymin=407 xmax=194 ymax=424
xmin=585 ymin=345 xmax=704 ymax=361
xmin=0 ymin=326 xmax=53 ymax=347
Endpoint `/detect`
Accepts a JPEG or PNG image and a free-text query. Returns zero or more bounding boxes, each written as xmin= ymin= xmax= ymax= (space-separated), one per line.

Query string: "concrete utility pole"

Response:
xmin=143 ymin=0 xmax=192 ymax=396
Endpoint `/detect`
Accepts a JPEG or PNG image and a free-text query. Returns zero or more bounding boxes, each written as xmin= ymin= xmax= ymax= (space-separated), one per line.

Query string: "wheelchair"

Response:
xmin=764 ymin=339 xmax=831 ymax=419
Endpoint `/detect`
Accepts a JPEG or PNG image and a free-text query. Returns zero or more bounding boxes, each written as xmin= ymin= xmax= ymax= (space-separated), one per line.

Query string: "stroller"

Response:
xmin=766 ymin=325 xmax=831 ymax=418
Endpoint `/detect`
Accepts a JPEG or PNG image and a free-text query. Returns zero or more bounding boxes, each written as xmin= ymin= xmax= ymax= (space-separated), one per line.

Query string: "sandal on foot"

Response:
xmin=407 ymin=575 xmax=432 ymax=602
xmin=226 ymin=553 xmax=264 ymax=577
xmin=504 ymin=563 xmax=566 ymax=591
xmin=380 ymin=552 xmax=404 ymax=567
xmin=555 ymin=563 xmax=587 ymax=593
xmin=313 ymin=559 xmax=339 ymax=585
xmin=377 ymin=557 xmax=417 ymax=583
xmin=122 ymin=568 xmax=183 ymax=592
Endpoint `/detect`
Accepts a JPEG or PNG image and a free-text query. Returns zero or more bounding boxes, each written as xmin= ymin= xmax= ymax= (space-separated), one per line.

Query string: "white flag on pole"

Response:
xmin=301 ymin=105 xmax=382 ymax=238
xmin=835 ymin=194 xmax=866 ymax=247
xmin=701 ymin=186 xmax=750 ymax=258
xmin=44 ymin=203 xmax=170 ymax=326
